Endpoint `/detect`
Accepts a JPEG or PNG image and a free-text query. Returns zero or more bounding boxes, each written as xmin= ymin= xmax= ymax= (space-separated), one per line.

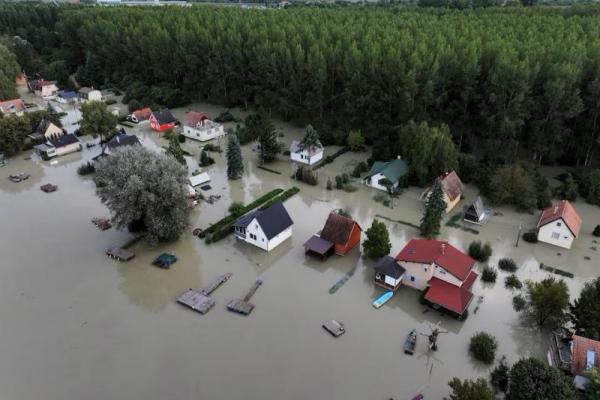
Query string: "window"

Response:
xmin=556 ymin=222 xmax=562 ymax=227
xmin=410 ymin=276 xmax=415 ymax=282
xmin=551 ymin=232 xmax=560 ymax=239
xmin=376 ymin=273 xmax=383 ymax=280
xmin=250 ymin=233 xmax=257 ymax=240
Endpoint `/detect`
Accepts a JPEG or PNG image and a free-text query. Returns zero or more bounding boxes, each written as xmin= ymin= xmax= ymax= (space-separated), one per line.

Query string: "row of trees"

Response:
xmin=1 ymin=4 xmax=600 ymax=168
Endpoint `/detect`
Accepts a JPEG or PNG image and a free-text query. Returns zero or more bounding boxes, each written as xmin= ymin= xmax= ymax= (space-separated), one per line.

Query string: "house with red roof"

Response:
xmin=0 ymin=99 xmax=26 ymax=116
xmin=28 ymin=79 xmax=58 ymax=99
xmin=303 ymin=212 xmax=362 ymax=258
xmin=182 ymin=111 xmax=224 ymax=142
xmin=421 ymin=171 xmax=464 ymax=213
xmin=537 ymin=200 xmax=582 ymax=249
xmin=395 ymin=238 xmax=477 ymax=318
xmin=548 ymin=332 xmax=600 ymax=390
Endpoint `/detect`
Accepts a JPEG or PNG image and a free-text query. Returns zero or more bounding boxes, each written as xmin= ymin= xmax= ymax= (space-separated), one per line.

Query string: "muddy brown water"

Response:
xmin=1 ymin=96 xmax=599 ymax=400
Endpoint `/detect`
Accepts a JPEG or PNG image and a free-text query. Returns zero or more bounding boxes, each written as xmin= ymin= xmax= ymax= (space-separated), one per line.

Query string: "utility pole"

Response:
xmin=515 ymin=222 xmax=522 ymax=247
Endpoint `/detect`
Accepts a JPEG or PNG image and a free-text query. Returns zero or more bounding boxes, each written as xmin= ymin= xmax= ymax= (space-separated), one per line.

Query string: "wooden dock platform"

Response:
xmin=177 ymin=273 xmax=233 ymax=314
xmin=227 ymin=279 xmax=262 ymax=315
xmin=106 ymin=247 xmax=135 ymax=261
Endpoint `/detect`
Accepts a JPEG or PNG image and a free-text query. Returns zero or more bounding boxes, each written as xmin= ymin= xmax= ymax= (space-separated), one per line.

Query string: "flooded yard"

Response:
xmin=0 ymin=99 xmax=599 ymax=400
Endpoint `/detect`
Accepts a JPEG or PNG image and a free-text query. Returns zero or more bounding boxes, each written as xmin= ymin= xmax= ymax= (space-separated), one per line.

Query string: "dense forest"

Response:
xmin=1 ymin=4 xmax=600 ymax=172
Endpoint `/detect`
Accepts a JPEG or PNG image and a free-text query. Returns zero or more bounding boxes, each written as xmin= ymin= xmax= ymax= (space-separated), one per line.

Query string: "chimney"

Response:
xmin=440 ymin=243 xmax=446 ymax=255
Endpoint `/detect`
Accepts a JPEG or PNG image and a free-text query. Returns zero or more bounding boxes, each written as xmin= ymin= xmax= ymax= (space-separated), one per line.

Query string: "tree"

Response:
xmin=0 ymin=114 xmax=30 ymax=155
xmin=259 ymin=128 xmax=282 ymax=163
xmin=299 ymin=124 xmax=320 ymax=150
xmin=509 ymin=358 xmax=577 ymax=400
xmin=490 ymin=356 xmax=510 ymax=393
xmin=584 ymin=368 xmax=600 ymax=400
xmin=363 ymin=219 xmax=391 ymax=259
xmin=420 ymin=179 xmax=445 ymax=237
xmin=94 ymin=146 xmax=189 ymax=244
xmin=522 ymin=277 xmax=569 ymax=329
xmin=488 ymin=164 xmax=536 ymax=211
xmin=347 ymin=130 xmax=365 ymax=152
xmin=558 ymin=173 xmax=578 ymax=201
xmin=80 ymin=101 xmax=117 ymax=154
xmin=534 ymin=174 xmax=553 ymax=210
xmin=380 ymin=178 xmax=401 ymax=209
xmin=199 ymin=149 xmax=214 ymax=167
xmin=571 ymin=278 xmax=600 ymax=340
xmin=469 ymin=332 xmax=498 ymax=364
xmin=0 ymin=43 xmax=20 ymax=100
xmin=447 ymin=378 xmax=493 ymax=400
xmin=227 ymin=133 xmax=244 ymax=179
xmin=165 ymin=133 xmax=186 ymax=165
xmin=587 ymin=169 xmax=600 ymax=206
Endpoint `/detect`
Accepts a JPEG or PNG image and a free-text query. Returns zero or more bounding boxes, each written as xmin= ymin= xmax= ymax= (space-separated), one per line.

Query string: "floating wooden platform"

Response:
xmin=227 ymin=279 xmax=262 ymax=315
xmin=92 ymin=218 xmax=112 ymax=231
xmin=40 ymin=183 xmax=58 ymax=193
xmin=177 ymin=273 xmax=232 ymax=315
xmin=106 ymin=247 xmax=135 ymax=261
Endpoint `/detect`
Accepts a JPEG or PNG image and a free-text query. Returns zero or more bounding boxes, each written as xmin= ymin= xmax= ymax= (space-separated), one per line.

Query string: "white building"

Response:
xmin=289 ymin=140 xmax=323 ymax=166
xmin=78 ymin=87 xmax=103 ymax=102
xmin=537 ymin=200 xmax=582 ymax=249
xmin=182 ymin=111 xmax=225 ymax=142
xmin=188 ymin=173 xmax=211 ymax=188
xmin=233 ymin=202 xmax=293 ymax=252
xmin=363 ymin=158 xmax=408 ymax=192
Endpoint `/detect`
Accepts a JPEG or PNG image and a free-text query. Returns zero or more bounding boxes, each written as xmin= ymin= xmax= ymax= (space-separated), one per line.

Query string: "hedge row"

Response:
xmin=313 ymin=147 xmax=349 ymax=170
xmin=203 ymin=188 xmax=284 ymax=235
xmin=206 ymin=187 xmax=300 ymax=244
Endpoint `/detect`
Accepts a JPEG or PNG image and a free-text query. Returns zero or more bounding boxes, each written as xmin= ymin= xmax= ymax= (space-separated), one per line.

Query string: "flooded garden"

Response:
xmin=1 ymin=95 xmax=599 ymax=400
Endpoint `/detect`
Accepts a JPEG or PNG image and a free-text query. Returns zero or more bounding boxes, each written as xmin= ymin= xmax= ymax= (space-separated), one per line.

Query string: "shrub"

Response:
xmin=342 ymin=184 xmax=357 ymax=192
xmin=203 ymin=143 xmax=222 ymax=153
xmin=481 ymin=266 xmax=497 ymax=283
xmin=214 ymin=110 xmax=236 ymax=123
xmin=294 ymin=166 xmax=318 ymax=185
xmin=594 ymin=225 xmax=600 ymax=237
xmin=523 ymin=230 xmax=538 ymax=243
xmin=351 ymin=161 xmax=368 ymax=178
xmin=513 ymin=295 xmax=526 ymax=311
xmin=77 ymin=161 xmax=96 ymax=175
xmin=469 ymin=332 xmax=498 ymax=364
xmin=127 ymin=99 xmax=142 ymax=112
xmin=283 ymin=150 xmax=291 ymax=156
xmin=468 ymin=240 xmax=492 ymax=262
xmin=178 ymin=134 xmax=186 ymax=143
xmin=373 ymin=193 xmax=387 ymax=203
xmin=326 ymin=178 xmax=333 ymax=190
xmin=498 ymin=258 xmax=518 ymax=272
xmin=228 ymin=202 xmax=244 ymax=215
xmin=199 ymin=150 xmax=215 ymax=167
xmin=505 ymin=274 xmax=522 ymax=289
xmin=490 ymin=356 xmax=510 ymax=393
xmin=347 ymin=130 xmax=365 ymax=151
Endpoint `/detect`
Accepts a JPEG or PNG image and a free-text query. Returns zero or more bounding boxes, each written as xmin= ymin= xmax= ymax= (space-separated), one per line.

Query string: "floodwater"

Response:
xmin=0 ymin=96 xmax=599 ymax=400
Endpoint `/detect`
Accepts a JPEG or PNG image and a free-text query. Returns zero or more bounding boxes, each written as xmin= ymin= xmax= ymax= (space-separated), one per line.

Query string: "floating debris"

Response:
xmin=106 ymin=247 xmax=135 ymax=261
xmin=404 ymin=329 xmax=417 ymax=355
xmin=92 ymin=218 xmax=112 ymax=231
xmin=540 ymin=263 xmax=574 ymax=278
xmin=153 ymin=253 xmax=177 ymax=269
xmin=177 ymin=272 xmax=232 ymax=314
xmin=329 ymin=263 xmax=358 ymax=294
xmin=9 ymin=173 xmax=29 ymax=182
xmin=227 ymin=279 xmax=263 ymax=315
xmin=40 ymin=183 xmax=58 ymax=193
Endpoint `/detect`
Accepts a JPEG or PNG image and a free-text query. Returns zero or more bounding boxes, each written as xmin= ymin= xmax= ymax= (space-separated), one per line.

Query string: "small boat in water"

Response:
xmin=404 ymin=329 xmax=417 ymax=355
xmin=372 ymin=290 xmax=394 ymax=308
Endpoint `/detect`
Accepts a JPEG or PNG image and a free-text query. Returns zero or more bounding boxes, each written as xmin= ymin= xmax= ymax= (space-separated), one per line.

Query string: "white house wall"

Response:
xmin=266 ymin=226 xmax=292 ymax=251
xmin=55 ymin=143 xmax=81 ymax=157
xmin=401 ymin=261 xmax=434 ymax=290
xmin=365 ymin=172 xmax=398 ymax=192
xmin=432 ymin=265 xmax=463 ymax=286
xmin=384 ymin=275 xmax=402 ymax=287
xmin=538 ymin=219 xmax=575 ymax=249
xmin=183 ymin=125 xmax=225 ymax=142
xmin=239 ymin=219 xmax=292 ymax=252
xmin=290 ymin=149 xmax=323 ymax=166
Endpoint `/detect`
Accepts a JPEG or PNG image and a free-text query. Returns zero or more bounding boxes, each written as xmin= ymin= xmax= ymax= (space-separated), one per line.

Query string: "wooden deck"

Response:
xmin=227 ymin=279 xmax=262 ymax=315
xmin=177 ymin=273 xmax=233 ymax=315
xmin=106 ymin=247 xmax=135 ymax=261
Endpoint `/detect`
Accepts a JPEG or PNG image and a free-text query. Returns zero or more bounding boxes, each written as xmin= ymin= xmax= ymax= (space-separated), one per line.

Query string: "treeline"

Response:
xmin=1 ymin=4 xmax=600 ymax=168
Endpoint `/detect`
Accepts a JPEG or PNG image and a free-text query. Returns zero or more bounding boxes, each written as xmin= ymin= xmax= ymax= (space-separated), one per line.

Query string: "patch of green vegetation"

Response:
xmin=505 ymin=274 xmax=522 ymax=289
xmin=257 ymin=165 xmax=281 ymax=175
xmin=539 ymin=263 xmax=574 ymax=279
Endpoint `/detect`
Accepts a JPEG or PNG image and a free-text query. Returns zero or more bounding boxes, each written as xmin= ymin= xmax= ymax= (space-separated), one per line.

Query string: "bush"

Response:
xmin=77 ymin=161 xmax=96 ymax=175
xmin=214 ymin=110 xmax=236 ymax=123
xmin=294 ymin=166 xmax=318 ymax=185
xmin=178 ymin=134 xmax=186 ymax=143
xmin=347 ymin=130 xmax=365 ymax=152
xmin=523 ymin=230 xmax=538 ymax=243
xmin=326 ymin=178 xmax=333 ymax=190
xmin=481 ymin=266 xmax=497 ymax=283
xmin=342 ymin=184 xmax=357 ymax=192
xmin=468 ymin=240 xmax=492 ymax=262
xmin=490 ymin=356 xmax=510 ymax=393
xmin=199 ymin=150 xmax=215 ymax=167
xmin=203 ymin=143 xmax=222 ymax=153
xmin=513 ymin=295 xmax=526 ymax=311
xmin=594 ymin=225 xmax=600 ymax=237
xmin=505 ymin=274 xmax=522 ymax=289
xmin=498 ymin=258 xmax=518 ymax=272
xmin=351 ymin=161 xmax=368 ymax=178
xmin=469 ymin=332 xmax=498 ymax=364
xmin=373 ymin=193 xmax=387 ymax=203
xmin=105 ymin=99 xmax=117 ymax=105
xmin=228 ymin=201 xmax=244 ymax=214
xmin=127 ymin=99 xmax=142 ymax=113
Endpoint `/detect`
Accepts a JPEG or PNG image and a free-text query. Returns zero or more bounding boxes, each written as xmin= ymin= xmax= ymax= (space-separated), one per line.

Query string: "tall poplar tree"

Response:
xmin=227 ymin=133 xmax=243 ymax=179
xmin=420 ymin=179 xmax=445 ymax=238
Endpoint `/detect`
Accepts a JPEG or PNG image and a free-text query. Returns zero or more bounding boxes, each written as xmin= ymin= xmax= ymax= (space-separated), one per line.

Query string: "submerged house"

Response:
xmin=374 ymin=255 xmax=406 ymax=292
xmin=0 ymin=99 xmax=26 ymax=116
xmin=537 ymin=200 xmax=582 ymax=250
xmin=28 ymin=79 xmax=58 ymax=98
xmin=28 ymin=119 xmax=64 ymax=144
xmin=289 ymin=140 xmax=324 ymax=166
xmin=548 ymin=332 xmax=600 ymax=390
xmin=304 ymin=212 xmax=362 ymax=258
xmin=233 ymin=202 xmax=293 ymax=252
xmin=128 ymin=108 xmax=152 ymax=124
xmin=395 ymin=238 xmax=477 ymax=318
xmin=34 ymin=133 xmax=81 ymax=160
xmin=182 ymin=111 xmax=225 ymax=142
xmin=149 ymin=109 xmax=178 ymax=132
xmin=78 ymin=87 xmax=102 ymax=102
xmin=463 ymin=196 xmax=491 ymax=225
xmin=363 ymin=158 xmax=408 ymax=192
xmin=106 ymin=132 xmax=140 ymax=151
xmin=56 ymin=90 xmax=78 ymax=104
xmin=421 ymin=170 xmax=464 ymax=213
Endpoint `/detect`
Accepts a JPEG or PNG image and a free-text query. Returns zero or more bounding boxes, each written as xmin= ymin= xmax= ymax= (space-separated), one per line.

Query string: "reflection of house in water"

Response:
xmin=548 ymin=331 xmax=600 ymax=390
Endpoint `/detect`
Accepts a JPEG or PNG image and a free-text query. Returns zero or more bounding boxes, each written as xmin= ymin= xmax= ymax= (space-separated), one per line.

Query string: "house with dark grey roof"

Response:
xmin=374 ymin=256 xmax=406 ymax=291
xmin=106 ymin=132 xmax=141 ymax=151
xmin=34 ymin=133 xmax=81 ymax=160
xmin=149 ymin=109 xmax=178 ymax=132
xmin=233 ymin=202 xmax=293 ymax=251
xmin=363 ymin=158 xmax=408 ymax=192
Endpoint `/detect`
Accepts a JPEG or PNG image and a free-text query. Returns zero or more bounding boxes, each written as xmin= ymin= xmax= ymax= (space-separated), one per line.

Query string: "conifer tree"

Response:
xmin=420 ymin=179 xmax=446 ymax=237
xmin=227 ymin=133 xmax=243 ymax=179
xmin=299 ymin=124 xmax=320 ymax=150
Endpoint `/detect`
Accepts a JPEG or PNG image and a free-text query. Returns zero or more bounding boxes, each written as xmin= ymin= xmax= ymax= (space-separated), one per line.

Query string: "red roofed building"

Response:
xmin=149 ymin=109 xmax=178 ymax=132
xmin=303 ymin=212 xmax=362 ymax=258
xmin=537 ymin=200 xmax=582 ymax=249
xmin=548 ymin=332 xmax=600 ymax=390
xmin=128 ymin=108 xmax=153 ymax=124
xmin=0 ymin=99 xmax=26 ymax=116
xmin=421 ymin=171 xmax=464 ymax=213
xmin=395 ymin=238 xmax=477 ymax=317
xmin=182 ymin=111 xmax=224 ymax=142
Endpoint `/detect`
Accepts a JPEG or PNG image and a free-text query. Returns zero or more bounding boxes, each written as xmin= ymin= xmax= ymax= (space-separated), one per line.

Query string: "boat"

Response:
xmin=322 ymin=319 xmax=345 ymax=337
xmin=372 ymin=290 xmax=394 ymax=308
xmin=8 ymin=173 xmax=29 ymax=182
xmin=404 ymin=329 xmax=417 ymax=355
xmin=152 ymin=253 xmax=178 ymax=269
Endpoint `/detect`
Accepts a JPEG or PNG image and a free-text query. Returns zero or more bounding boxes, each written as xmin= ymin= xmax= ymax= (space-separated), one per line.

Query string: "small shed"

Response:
xmin=373 ymin=255 xmax=406 ymax=291
xmin=463 ymin=196 xmax=492 ymax=225
xmin=303 ymin=235 xmax=335 ymax=260
xmin=189 ymin=173 xmax=210 ymax=188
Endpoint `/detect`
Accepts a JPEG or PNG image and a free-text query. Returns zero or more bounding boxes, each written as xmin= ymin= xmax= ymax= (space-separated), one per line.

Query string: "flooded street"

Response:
xmin=0 ymin=100 xmax=599 ymax=400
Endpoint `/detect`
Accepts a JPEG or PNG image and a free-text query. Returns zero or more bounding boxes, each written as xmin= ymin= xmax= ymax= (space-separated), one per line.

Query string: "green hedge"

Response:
xmin=313 ymin=147 xmax=349 ymax=170
xmin=259 ymin=187 xmax=300 ymax=210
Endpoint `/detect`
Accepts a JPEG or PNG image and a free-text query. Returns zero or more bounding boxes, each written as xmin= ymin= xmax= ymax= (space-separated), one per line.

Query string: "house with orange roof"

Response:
xmin=537 ymin=200 xmax=582 ymax=249
xmin=303 ymin=212 xmax=362 ymax=258
xmin=548 ymin=332 xmax=600 ymax=390
xmin=421 ymin=170 xmax=464 ymax=213
xmin=395 ymin=238 xmax=477 ymax=318
xmin=127 ymin=108 xmax=153 ymax=124
xmin=0 ymin=99 xmax=26 ymax=116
